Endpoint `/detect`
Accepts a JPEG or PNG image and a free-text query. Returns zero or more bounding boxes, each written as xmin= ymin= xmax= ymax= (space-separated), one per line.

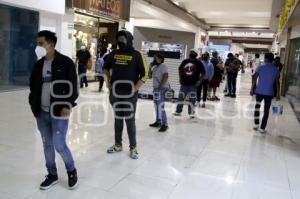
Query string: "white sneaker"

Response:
xmin=258 ymin=128 xmax=267 ymax=134
xmin=173 ymin=112 xmax=181 ymax=116
xmin=253 ymin=125 xmax=259 ymax=131
xmin=189 ymin=114 xmax=195 ymax=119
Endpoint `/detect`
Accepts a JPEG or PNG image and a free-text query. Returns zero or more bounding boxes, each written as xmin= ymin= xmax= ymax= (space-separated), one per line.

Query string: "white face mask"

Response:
xmin=35 ymin=46 xmax=47 ymax=59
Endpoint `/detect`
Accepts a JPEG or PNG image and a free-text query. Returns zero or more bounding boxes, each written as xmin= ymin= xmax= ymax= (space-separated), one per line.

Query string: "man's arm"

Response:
xmin=159 ymin=73 xmax=169 ymax=89
xmin=251 ymin=73 xmax=258 ymax=96
xmin=61 ymin=58 xmax=79 ymax=117
xmin=276 ymin=75 xmax=281 ymax=100
xmin=103 ymin=53 xmax=113 ymax=89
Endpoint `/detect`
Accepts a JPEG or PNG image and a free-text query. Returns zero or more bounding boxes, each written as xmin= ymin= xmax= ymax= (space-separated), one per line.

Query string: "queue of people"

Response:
xmin=29 ymin=30 xmax=282 ymax=192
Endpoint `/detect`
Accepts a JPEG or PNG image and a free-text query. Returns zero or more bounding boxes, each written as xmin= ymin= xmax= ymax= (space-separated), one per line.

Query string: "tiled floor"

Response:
xmin=0 ymin=70 xmax=300 ymax=199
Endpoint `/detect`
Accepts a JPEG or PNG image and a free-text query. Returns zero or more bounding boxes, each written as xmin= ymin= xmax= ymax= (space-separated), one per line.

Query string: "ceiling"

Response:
xmin=171 ymin=0 xmax=274 ymax=30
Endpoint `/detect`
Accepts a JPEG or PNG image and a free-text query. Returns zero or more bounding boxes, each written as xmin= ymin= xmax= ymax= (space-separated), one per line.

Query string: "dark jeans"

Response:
xmin=227 ymin=72 xmax=237 ymax=94
xmin=36 ymin=111 xmax=75 ymax=175
xmin=78 ymin=63 xmax=88 ymax=88
xmin=109 ymin=92 xmax=138 ymax=148
xmin=176 ymin=85 xmax=197 ymax=115
xmin=197 ymin=79 xmax=209 ymax=102
xmin=97 ymin=75 xmax=104 ymax=91
xmin=254 ymin=94 xmax=273 ymax=130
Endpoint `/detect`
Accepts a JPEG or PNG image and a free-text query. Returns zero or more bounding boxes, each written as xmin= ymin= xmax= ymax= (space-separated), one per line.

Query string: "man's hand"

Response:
xmin=276 ymin=95 xmax=281 ymax=101
xmin=195 ymin=80 xmax=201 ymax=87
xmin=250 ymin=89 xmax=254 ymax=96
xmin=61 ymin=107 xmax=71 ymax=117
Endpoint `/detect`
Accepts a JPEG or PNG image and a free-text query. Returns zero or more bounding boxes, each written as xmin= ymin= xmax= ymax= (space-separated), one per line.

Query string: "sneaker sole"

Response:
xmin=69 ymin=181 xmax=79 ymax=190
xmin=40 ymin=180 xmax=58 ymax=190
xmin=107 ymin=150 xmax=122 ymax=154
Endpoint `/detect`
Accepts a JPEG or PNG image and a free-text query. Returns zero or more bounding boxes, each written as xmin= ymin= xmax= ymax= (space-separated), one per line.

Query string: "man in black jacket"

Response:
xmin=29 ymin=31 xmax=78 ymax=190
xmin=104 ymin=30 xmax=148 ymax=159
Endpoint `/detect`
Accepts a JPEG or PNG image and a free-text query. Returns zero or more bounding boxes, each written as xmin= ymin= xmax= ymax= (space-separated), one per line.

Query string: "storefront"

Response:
xmin=133 ymin=26 xmax=196 ymax=97
xmin=0 ymin=0 xmax=65 ymax=91
xmin=70 ymin=0 xmax=131 ymax=60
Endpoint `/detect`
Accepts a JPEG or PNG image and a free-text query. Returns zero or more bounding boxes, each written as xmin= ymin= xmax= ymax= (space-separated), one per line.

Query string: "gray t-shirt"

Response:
xmin=152 ymin=63 xmax=170 ymax=89
xmin=41 ymin=59 xmax=53 ymax=112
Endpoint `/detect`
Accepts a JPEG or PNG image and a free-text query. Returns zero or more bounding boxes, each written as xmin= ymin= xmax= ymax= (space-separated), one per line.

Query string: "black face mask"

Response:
xmin=203 ymin=56 xmax=209 ymax=61
xmin=117 ymin=41 xmax=126 ymax=50
xmin=152 ymin=59 xmax=158 ymax=66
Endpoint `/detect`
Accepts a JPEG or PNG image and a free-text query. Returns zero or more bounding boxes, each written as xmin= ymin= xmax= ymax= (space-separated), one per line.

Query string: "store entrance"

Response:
xmin=73 ymin=13 xmax=118 ymax=70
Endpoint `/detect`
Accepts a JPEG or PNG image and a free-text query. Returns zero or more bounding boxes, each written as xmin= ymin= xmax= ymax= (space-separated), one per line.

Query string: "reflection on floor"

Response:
xmin=0 ymin=70 xmax=300 ymax=199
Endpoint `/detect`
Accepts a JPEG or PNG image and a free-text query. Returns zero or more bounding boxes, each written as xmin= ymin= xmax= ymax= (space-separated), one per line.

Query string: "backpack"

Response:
xmin=95 ymin=53 xmax=107 ymax=73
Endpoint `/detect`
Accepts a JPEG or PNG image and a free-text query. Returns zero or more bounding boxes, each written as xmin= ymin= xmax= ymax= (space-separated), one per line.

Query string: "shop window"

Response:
xmin=0 ymin=4 xmax=39 ymax=90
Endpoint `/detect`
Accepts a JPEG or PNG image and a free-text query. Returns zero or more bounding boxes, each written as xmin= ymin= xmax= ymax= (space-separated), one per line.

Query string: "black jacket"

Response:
xmin=104 ymin=31 xmax=148 ymax=95
xmin=29 ymin=51 xmax=79 ymax=117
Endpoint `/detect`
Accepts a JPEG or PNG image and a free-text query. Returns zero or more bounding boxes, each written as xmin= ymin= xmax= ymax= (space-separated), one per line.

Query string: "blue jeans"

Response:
xmin=36 ymin=111 xmax=75 ymax=175
xmin=153 ymin=88 xmax=168 ymax=125
xmin=176 ymin=85 xmax=197 ymax=115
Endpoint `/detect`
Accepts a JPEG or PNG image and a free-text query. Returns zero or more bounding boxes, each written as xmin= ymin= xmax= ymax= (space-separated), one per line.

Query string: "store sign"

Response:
xmin=72 ymin=0 xmax=131 ymax=21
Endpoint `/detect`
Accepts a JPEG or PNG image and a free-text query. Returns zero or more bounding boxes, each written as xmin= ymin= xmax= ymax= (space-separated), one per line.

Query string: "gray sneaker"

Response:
xmin=130 ymin=147 xmax=139 ymax=159
xmin=107 ymin=145 xmax=123 ymax=153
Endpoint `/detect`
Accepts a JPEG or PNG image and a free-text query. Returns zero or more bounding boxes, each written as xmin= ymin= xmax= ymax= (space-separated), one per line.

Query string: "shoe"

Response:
xmin=173 ymin=112 xmax=181 ymax=116
xmin=223 ymin=89 xmax=228 ymax=93
xmin=67 ymin=169 xmax=78 ymax=190
xmin=224 ymin=93 xmax=231 ymax=97
xmin=253 ymin=125 xmax=259 ymax=131
xmin=149 ymin=122 xmax=162 ymax=128
xmin=214 ymin=96 xmax=220 ymax=101
xmin=258 ymin=128 xmax=267 ymax=135
xmin=107 ymin=144 xmax=123 ymax=153
xmin=130 ymin=147 xmax=139 ymax=159
xmin=202 ymin=103 xmax=205 ymax=108
xmin=189 ymin=114 xmax=195 ymax=119
xmin=159 ymin=125 xmax=169 ymax=132
xmin=40 ymin=174 xmax=58 ymax=190
xmin=231 ymin=94 xmax=236 ymax=98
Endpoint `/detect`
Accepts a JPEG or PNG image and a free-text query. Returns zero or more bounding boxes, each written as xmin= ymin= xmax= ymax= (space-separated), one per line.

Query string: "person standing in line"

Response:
xmin=95 ymin=46 xmax=108 ymax=92
xmin=208 ymin=51 xmax=224 ymax=101
xmin=197 ymin=52 xmax=214 ymax=108
xmin=76 ymin=45 xmax=91 ymax=88
xmin=103 ymin=30 xmax=148 ymax=159
xmin=224 ymin=53 xmax=240 ymax=98
xmin=250 ymin=52 xmax=280 ymax=134
xmin=148 ymin=53 xmax=170 ymax=132
xmin=173 ymin=50 xmax=205 ymax=118
xmin=29 ymin=30 xmax=79 ymax=190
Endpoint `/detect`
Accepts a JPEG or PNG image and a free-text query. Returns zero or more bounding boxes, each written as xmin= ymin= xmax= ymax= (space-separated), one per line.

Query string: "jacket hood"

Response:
xmin=116 ymin=30 xmax=134 ymax=50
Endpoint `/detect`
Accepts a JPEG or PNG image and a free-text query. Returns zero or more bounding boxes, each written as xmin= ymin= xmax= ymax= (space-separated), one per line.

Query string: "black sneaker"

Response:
xmin=40 ymin=174 xmax=58 ymax=190
xmin=159 ymin=125 xmax=169 ymax=132
xmin=149 ymin=122 xmax=161 ymax=128
xmin=67 ymin=169 xmax=78 ymax=190
xmin=231 ymin=94 xmax=236 ymax=98
xmin=224 ymin=93 xmax=231 ymax=97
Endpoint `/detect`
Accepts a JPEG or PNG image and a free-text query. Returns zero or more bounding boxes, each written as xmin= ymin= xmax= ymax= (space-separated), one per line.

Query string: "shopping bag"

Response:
xmin=272 ymin=103 xmax=283 ymax=115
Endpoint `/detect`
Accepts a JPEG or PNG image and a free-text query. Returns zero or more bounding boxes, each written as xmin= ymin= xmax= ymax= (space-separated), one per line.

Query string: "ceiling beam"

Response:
xmin=141 ymin=0 xmax=210 ymax=30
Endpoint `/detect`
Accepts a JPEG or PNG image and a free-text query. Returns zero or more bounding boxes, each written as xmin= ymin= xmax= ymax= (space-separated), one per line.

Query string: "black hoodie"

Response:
xmin=104 ymin=31 xmax=148 ymax=95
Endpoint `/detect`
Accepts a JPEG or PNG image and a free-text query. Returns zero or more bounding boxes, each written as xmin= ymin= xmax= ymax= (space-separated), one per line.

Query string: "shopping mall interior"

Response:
xmin=0 ymin=0 xmax=300 ymax=198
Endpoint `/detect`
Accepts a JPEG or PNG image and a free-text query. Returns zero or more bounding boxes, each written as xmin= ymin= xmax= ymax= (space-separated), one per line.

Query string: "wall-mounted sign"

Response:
xmin=72 ymin=0 xmax=131 ymax=21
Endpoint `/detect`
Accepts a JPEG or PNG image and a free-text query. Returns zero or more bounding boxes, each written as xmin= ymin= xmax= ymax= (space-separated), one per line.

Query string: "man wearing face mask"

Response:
xmin=103 ymin=30 xmax=148 ymax=159
xmin=197 ymin=52 xmax=214 ymax=108
xmin=29 ymin=31 xmax=79 ymax=190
